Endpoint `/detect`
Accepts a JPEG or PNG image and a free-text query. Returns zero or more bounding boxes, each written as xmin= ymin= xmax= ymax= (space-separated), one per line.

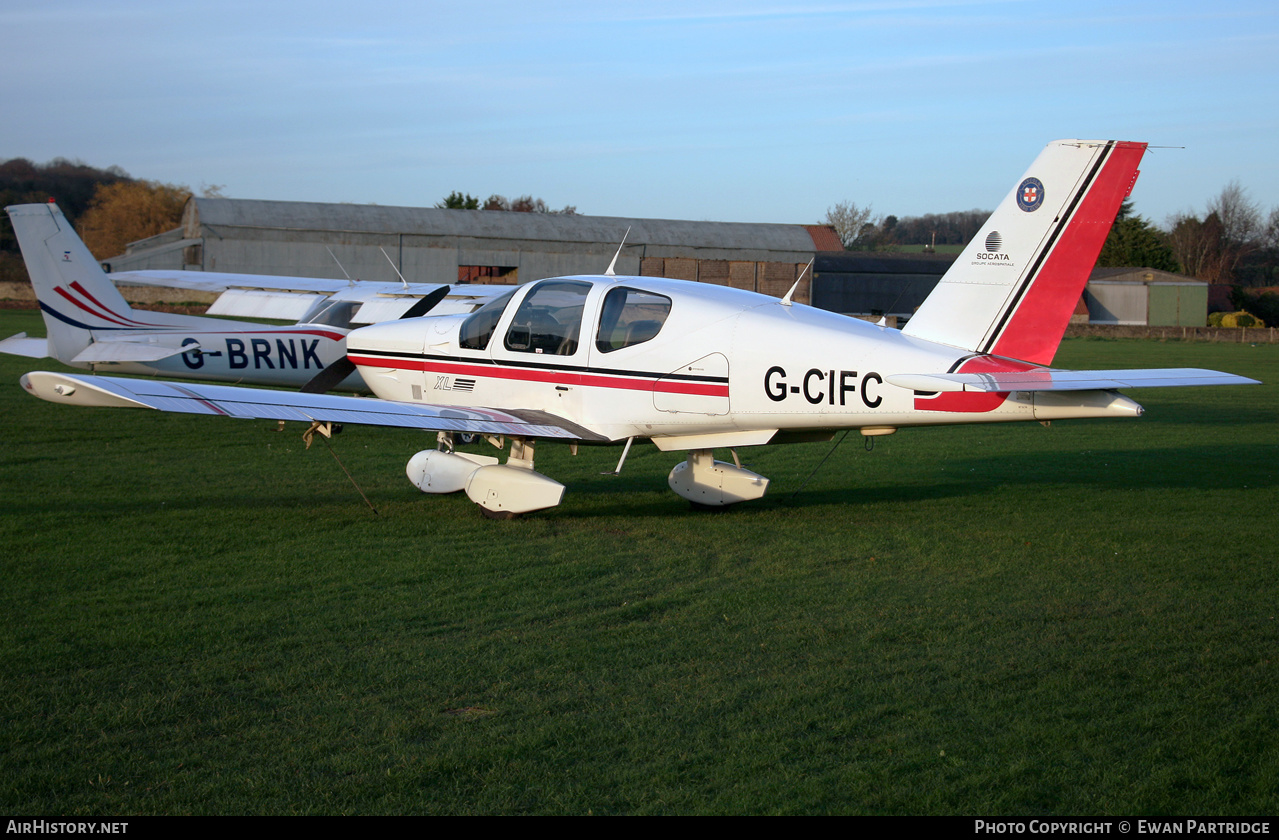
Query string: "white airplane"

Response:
xmin=19 ymin=140 xmax=1259 ymax=518
xmin=0 ymin=202 xmax=503 ymax=392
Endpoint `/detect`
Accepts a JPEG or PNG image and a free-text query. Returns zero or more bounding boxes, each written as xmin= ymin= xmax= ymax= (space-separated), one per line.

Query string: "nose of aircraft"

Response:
xmin=346 ymin=317 xmax=434 ymax=356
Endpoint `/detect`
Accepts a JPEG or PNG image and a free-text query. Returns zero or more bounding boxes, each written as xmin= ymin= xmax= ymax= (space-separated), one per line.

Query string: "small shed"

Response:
xmin=1085 ymin=268 xmax=1209 ymax=327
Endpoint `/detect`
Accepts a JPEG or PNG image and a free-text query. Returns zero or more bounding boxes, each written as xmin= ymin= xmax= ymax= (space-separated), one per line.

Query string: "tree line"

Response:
xmin=826 ymin=185 xmax=1279 ymax=286
xmin=436 ymin=191 xmax=576 ymax=215
xmin=825 ymin=184 xmax=1279 ymax=323
xmin=0 ymin=157 xmax=194 ymax=284
xmin=825 ymin=202 xmax=990 ymax=251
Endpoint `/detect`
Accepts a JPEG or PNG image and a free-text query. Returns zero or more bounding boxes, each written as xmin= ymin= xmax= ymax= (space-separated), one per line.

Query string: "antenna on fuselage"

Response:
xmin=604 ymin=227 xmax=632 ymax=277
xmin=780 ymin=258 xmax=814 ymax=307
xmin=326 ymin=246 xmax=354 ymax=287
xmin=379 ymin=247 xmax=409 ymax=290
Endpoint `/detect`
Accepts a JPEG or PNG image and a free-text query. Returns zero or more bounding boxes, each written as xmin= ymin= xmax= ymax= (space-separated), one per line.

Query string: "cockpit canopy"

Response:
xmin=458 ymin=279 xmax=672 ymax=356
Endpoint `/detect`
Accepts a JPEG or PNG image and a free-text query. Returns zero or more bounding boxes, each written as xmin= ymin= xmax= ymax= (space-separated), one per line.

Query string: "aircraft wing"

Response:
xmin=109 ymin=269 xmax=355 ymax=295
xmin=887 ymin=368 xmax=1261 ymax=393
xmin=109 ymin=269 xmax=509 ymax=323
xmin=20 ymin=371 xmax=606 ymax=441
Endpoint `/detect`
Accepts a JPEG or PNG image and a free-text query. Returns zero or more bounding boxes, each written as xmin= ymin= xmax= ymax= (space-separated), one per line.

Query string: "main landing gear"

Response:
xmin=667 ymin=448 xmax=769 ymax=509
xmin=407 ymin=437 xmax=769 ymax=517
xmin=406 ymin=433 xmax=565 ymax=519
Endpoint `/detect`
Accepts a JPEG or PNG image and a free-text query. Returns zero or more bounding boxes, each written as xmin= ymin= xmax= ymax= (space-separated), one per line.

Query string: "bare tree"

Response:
xmin=1167 ymin=182 xmax=1264 ymax=284
xmin=1209 ymin=181 xmax=1262 ymax=246
xmin=825 ymin=201 xmax=876 ymax=249
xmin=1265 ymin=207 xmax=1279 ymax=251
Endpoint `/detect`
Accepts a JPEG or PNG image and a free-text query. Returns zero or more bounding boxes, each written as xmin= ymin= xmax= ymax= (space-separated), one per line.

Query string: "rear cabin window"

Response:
xmin=503 ymin=280 xmax=591 ymax=356
xmin=458 ymin=288 xmax=517 ymax=350
xmin=595 ymin=287 xmax=672 ymax=353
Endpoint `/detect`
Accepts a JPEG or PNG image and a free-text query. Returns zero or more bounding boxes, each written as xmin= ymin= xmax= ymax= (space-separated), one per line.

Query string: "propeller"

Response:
xmin=301 ymin=285 xmax=451 ymax=395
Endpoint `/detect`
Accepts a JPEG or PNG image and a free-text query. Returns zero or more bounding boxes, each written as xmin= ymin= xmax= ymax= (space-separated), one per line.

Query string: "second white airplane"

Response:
xmin=0 ymin=201 xmax=504 ymax=392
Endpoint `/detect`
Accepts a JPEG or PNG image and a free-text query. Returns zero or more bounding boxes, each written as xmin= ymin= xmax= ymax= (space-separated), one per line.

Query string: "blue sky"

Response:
xmin=3 ymin=0 xmax=1276 ymax=227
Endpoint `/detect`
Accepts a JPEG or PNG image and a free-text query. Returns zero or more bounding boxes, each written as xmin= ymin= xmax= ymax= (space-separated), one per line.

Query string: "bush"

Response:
xmin=1218 ymin=311 xmax=1266 ymax=328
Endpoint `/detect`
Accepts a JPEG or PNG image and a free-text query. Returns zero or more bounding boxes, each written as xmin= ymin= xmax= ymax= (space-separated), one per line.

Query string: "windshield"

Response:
xmin=503 ymin=280 xmax=591 ymax=356
xmin=458 ymin=288 xmax=518 ymax=350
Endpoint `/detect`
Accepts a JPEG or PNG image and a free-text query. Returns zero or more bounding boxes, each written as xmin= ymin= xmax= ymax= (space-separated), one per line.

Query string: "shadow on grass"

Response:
xmin=20 ymin=438 xmax=1267 ymax=523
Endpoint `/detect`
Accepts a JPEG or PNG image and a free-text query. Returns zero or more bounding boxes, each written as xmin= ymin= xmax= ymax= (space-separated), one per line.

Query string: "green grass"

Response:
xmin=1 ymin=309 xmax=1275 ymax=814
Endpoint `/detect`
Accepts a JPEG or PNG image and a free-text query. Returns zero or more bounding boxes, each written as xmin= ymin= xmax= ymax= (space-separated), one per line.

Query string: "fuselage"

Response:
xmin=86 ymin=324 xmax=357 ymax=389
xmin=48 ymin=306 xmax=361 ymax=390
xmin=345 ymin=275 xmax=1141 ymax=444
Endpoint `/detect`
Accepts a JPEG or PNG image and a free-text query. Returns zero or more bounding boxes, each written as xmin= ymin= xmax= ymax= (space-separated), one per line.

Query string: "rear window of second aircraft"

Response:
xmin=595 ymin=287 xmax=672 ymax=353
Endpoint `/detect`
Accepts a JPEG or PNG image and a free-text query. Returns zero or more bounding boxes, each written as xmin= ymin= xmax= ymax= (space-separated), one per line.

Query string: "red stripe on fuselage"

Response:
xmin=990 ymin=142 xmax=1147 ymax=365
xmin=173 ymin=328 xmax=347 ymax=341
xmin=347 ymin=355 xmax=729 ymax=397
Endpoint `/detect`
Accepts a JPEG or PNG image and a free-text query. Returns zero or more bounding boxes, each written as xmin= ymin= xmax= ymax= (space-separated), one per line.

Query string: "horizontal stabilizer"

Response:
xmin=20 ymin=371 xmax=605 ymax=441
xmin=887 ymin=368 xmax=1261 ymax=393
xmin=69 ymin=340 xmax=199 ymax=364
xmin=0 ymin=333 xmax=50 ymax=358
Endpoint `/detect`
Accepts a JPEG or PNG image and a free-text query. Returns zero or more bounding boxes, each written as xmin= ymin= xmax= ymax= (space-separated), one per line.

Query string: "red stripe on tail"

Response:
xmin=989 ymin=141 xmax=1147 ymax=365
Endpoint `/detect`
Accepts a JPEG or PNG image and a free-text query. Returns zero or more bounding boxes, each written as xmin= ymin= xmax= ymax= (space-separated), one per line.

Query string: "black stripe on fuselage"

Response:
xmin=348 ymin=348 xmax=730 ymax=384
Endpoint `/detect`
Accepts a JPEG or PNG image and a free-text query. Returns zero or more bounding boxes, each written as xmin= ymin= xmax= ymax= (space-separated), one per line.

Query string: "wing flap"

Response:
xmin=888 ymin=368 xmax=1260 ymax=393
xmin=205 ymin=289 xmax=328 ymax=320
xmin=20 ymin=371 xmax=602 ymax=440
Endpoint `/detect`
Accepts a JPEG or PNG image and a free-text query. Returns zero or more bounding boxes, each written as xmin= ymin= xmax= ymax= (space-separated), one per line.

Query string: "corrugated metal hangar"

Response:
xmin=108 ymin=198 xmax=843 ymax=305
xmin=811 ymin=252 xmax=956 ymax=322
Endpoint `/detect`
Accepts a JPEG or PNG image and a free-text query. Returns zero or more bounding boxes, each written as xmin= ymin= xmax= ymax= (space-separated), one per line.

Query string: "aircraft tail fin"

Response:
xmin=902 ymin=140 xmax=1146 ymax=366
xmin=6 ymin=202 xmax=141 ymax=360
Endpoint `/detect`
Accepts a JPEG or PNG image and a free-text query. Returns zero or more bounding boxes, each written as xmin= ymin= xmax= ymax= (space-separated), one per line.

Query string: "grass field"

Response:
xmin=1 ymin=308 xmax=1275 ymax=815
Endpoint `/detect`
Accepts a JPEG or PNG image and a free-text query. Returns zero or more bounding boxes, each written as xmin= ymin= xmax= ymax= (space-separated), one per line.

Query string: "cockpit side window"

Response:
xmin=595 ymin=287 xmax=672 ymax=353
xmin=503 ymin=280 xmax=591 ymax=356
xmin=458 ymin=288 xmax=517 ymax=350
